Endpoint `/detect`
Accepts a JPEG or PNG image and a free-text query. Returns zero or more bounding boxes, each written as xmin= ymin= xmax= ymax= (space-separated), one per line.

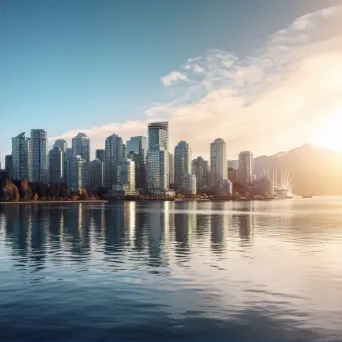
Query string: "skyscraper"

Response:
xmin=126 ymin=136 xmax=147 ymax=189
xmin=72 ymin=133 xmax=90 ymax=162
xmin=192 ymin=156 xmax=209 ymax=188
xmin=147 ymin=122 xmax=170 ymax=194
xmin=31 ymin=129 xmax=48 ymax=183
xmin=95 ymin=149 xmax=105 ymax=163
xmin=182 ymin=173 xmax=197 ymax=195
xmin=12 ymin=132 xmax=31 ymax=181
xmin=88 ymin=159 xmax=104 ymax=189
xmin=67 ymin=154 xmax=85 ymax=193
xmin=105 ymin=134 xmax=124 ymax=188
xmin=49 ymin=147 xmax=64 ymax=184
xmin=63 ymin=148 xmax=73 ymax=184
xmin=174 ymin=141 xmax=191 ymax=186
xmin=148 ymin=122 xmax=168 ymax=151
xmin=53 ymin=139 xmax=68 ymax=153
xmin=5 ymin=155 xmax=13 ymax=179
xmin=210 ymin=138 xmax=228 ymax=186
xmin=168 ymin=152 xmax=174 ymax=185
xmin=238 ymin=151 xmax=254 ymax=185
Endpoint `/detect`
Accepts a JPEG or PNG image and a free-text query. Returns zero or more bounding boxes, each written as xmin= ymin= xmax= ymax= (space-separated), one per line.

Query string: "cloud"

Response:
xmin=160 ymin=71 xmax=188 ymax=87
xmin=55 ymin=5 xmax=342 ymax=159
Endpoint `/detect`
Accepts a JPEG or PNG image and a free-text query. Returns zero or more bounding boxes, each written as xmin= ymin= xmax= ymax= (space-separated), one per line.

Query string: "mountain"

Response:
xmin=231 ymin=144 xmax=342 ymax=196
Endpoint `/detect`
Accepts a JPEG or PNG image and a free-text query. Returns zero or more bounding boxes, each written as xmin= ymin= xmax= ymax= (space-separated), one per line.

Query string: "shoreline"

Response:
xmin=0 ymin=200 xmax=108 ymax=205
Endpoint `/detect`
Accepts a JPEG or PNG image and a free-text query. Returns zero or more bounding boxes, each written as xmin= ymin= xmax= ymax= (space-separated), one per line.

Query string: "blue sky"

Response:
xmin=1 ymin=0 xmax=342 ymax=162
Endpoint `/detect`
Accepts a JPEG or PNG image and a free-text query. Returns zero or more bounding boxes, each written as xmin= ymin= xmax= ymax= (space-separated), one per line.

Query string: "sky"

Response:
xmin=1 ymin=0 xmax=342 ymax=163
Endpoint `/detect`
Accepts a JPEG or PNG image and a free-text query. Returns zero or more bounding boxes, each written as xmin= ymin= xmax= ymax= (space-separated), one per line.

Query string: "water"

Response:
xmin=1 ymin=199 xmax=342 ymax=340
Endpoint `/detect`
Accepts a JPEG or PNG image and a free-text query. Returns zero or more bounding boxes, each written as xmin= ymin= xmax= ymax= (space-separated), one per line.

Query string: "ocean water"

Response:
xmin=1 ymin=199 xmax=342 ymax=340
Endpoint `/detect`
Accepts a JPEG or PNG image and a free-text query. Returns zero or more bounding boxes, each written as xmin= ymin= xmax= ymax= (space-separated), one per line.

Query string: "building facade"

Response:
xmin=72 ymin=133 xmax=90 ymax=162
xmin=238 ymin=151 xmax=254 ymax=185
xmin=192 ymin=156 xmax=209 ymax=188
xmin=168 ymin=152 xmax=174 ymax=185
xmin=67 ymin=154 xmax=85 ymax=193
xmin=53 ymin=139 xmax=67 ymax=153
xmin=48 ymin=146 xmax=64 ymax=184
xmin=210 ymin=138 xmax=228 ymax=186
xmin=31 ymin=129 xmax=48 ymax=183
xmin=126 ymin=136 xmax=147 ymax=189
xmin=88 ymin=159 xmax=104 ymax=189
xmin=12 ymin=132 xmax=31 ymax=181
xmin=105 ymin=134 xmax=124 ymax=188
xmin=182 ymin=173 xmax=197 ymax=196
xmin=5 ymin=155 xmax=13 ymax=179
xmin=174 ymin=141 xmax=192 ymax=187
xmin=147 ymin=122 xmax=170 ymax=194
xmin=95 ymin=149 xmax=105 ymax=163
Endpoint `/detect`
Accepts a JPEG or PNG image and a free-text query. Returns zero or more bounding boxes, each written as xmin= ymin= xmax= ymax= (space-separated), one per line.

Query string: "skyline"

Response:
xmin=2 ymin=0 xmax=342 ymax=163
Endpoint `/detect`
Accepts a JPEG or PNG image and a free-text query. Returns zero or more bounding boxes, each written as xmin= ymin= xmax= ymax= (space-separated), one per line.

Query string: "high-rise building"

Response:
xmin=238 ymin=151 xmax=254 ymax=185
xmin=147 ymin=122 xmax=170 ymax=194
xmin=147 ymin=149 xmax=169 ymax=193
xmin=148 ymin=121 xmax=168 ymax=151
xmin=126 ymin=136 xmax=147 ymax=189
xmin=49 ymin=147 xmax=64 ymax=184
xmin=53 ymin=139 xmax=67 ymax=153
xmin=63 ymin=148 xmax=73 ymax=183
xmin=5 ymin=155 xmax=13 ymax=179
xmin=72 ymin=133 xmax=90 ymax=162
xmin=105 ymin=134 xmax=124 ymax=188
xmin=174 ymin=141 xmax=191 ymax=186
xmin=67 ymin=154 xmax=85 ymax=193
xmin=95 ymin=149 xmax=105 ymax=163
xmin=182 ymin=173 xmax=197 ymax=195
xmin=117 ymin=159 xmax=135 ymax=192
xmin=192 ymin=156 xmax=209 ymax=188
xmin=168 ymin=152 xmax=174 ymax=185
xmin=210 ymin=138 xmax=228 ymax=186
xmin=12 ymin=133 xmax=31 ymax=181
xmin=88 ymin=159 xmax=104 ymax=189
xmin=31 ymin=129 xmax=48 ymax=183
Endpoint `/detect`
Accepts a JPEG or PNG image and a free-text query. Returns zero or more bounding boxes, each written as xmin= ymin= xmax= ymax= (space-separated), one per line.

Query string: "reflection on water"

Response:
xmin=1 ymin=199 xmax=342 ymax=340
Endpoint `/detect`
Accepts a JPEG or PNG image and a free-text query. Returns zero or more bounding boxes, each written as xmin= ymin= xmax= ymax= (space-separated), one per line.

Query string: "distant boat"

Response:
xmin=302 ymin=195 xmax=313 ymax=198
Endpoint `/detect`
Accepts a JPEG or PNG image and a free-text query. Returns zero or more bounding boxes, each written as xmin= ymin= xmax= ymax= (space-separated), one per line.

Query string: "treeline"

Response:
xmin=0 ymin=177 xmax=103 ymax=202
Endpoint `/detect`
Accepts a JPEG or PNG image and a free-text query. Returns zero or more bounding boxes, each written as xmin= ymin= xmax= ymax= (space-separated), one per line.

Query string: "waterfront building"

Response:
xmin=126 ymin=136 xmax=147 ymax=189
xmin=192 ymin=156 xmax=209 ymax=188
xmin=238 ymin=151 xmax=254 ymax=185
xmin=95 ymin=149 xmax=105 ymax=163
xmin=5 ymin=155 xmax=13 ymax=179
xmin=53 ymin=139 xmax=67 ymax=153
xmin=12 ymin=132 xmax=31 ymax=181
xmin=31 ymin=129 xmax=48 ymax=183
xmin=174 ymin=141 xmax=191 ymax=187
xmin=72 ymin=133 xmax=90 ymax=163
xmin=147 ymin=122 xmax=171 ymax=194
xmin=105 ymin=134 xmax=124 ymax=188
xmin=88 ymin=159 xmax=104 ymax=189
xmin=210 ymin=138 xmax=228 ymax=186
xmin=182 ymin=173 xmax=197 ymax=196
xmin=48 ymin=147 xmax=64 ymax=184
xmin=67 ymin=154 xmax=85 ymax=193
xmin=169 ymin=152 xmax=174 ymax=185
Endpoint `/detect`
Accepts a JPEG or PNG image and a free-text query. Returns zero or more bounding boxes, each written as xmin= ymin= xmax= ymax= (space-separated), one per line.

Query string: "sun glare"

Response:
xmin=314 ymin=110 xmax=342 ymax=150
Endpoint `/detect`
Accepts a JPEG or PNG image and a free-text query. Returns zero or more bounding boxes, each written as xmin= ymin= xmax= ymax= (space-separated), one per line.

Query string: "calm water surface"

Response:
xmin=1 ymin=199 xmax=342 ymax=340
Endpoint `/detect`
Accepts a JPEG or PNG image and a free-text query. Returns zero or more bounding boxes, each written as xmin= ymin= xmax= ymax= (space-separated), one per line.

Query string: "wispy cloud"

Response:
xmin=160 ymin=71 xmax=188 ymax=87
xmin=55 ymin=5 xmax=342 ymax=159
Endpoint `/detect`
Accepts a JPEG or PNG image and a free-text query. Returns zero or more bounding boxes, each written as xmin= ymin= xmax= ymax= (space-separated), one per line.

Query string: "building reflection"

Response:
xmin=208 ymin=202 xmax=227 ymax=254
xmin=233 ymin=202 xmax=255 ymax=245
xmin=174 ymin=202 xmax=196 ymax=264
xmin=146 ymin=202 xmax=171 ymax=270
xmin=64 ymin=204 xmax=91 ymax=261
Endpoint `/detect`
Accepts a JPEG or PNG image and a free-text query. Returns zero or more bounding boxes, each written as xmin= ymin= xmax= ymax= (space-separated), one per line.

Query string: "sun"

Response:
xmin=314 ymin=110 xmax=342 ymax=151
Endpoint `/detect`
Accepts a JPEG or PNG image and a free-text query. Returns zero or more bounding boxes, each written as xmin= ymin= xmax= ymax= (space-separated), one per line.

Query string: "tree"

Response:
xmin=33 ymin=193 xmax=39 ymax=201
xmin=80 ymin=187 xmax=89 ymax=200
xmin=12 ymin=184 xmax=20 ymax=202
